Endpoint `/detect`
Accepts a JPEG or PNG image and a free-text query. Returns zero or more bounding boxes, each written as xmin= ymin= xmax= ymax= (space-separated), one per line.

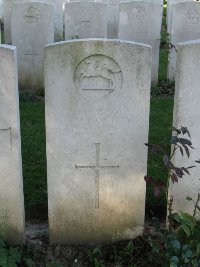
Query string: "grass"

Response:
xmin=20 ymin=102 xmax=47 ymax=208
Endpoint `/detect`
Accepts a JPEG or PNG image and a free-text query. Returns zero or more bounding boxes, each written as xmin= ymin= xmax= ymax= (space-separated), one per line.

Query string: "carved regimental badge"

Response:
xmin=74 ymin=55 xmax=123 ymax=100
xmin=186 ymin=9 xmax=200 ymax=25
xmin=24 ymin=7 xmax=41 ymax=23
xmin=135 ymin=6 xmax=146 ymax=21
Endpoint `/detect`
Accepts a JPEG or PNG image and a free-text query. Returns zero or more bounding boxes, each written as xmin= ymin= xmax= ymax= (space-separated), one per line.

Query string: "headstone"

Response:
xmin=64 ymin=2 xmax=107 ymax=40
xmin=168 ymin=2 xmax=200 ymax=81
xmin=0 ymin=22 xmax=1 ymax=44
xmin=11 ymin=2 xmax=54 ymax=90
xmin=3 ymin=0 xmax=63 ymax=44
xmin=0 ymin=45 xmax=25 ymax=244
xmin=168 ymin=40 xmax=200 ymax=218
xmin=167 ymin=0 xmax=194 ymax=31
xmin=118 ymin=1 xmax=162 ymax=83
xmin=45 ymin=39 xmax=151 ymax=244
xmin=0 ymin=0 xmax=3 ymax=20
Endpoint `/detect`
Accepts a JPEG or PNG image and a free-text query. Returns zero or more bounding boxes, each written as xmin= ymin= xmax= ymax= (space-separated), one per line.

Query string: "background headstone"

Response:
xmin=168 ymin=40 xmax=200 ymax=218
xmin=45 ymin=39 xmax=151 ymax=244
xmin=167 ymin=0 xmax=194 ymax=31
xmin=3 ymin=0 xmax=63 ymax=43
xmin=11 ymin=2 xmax=54 ymax=91
xmin=64 ymin=2 xmax=107 ymax=40
xmin=0 ymin=45 xmax=25 ymax=244
xmin=0 ymin=0 xmax=3 ymax=20
xmin=118 ymin=1 xmax=162 ymax=83
xmin=168 ymin=1 xmax=200 ymax=81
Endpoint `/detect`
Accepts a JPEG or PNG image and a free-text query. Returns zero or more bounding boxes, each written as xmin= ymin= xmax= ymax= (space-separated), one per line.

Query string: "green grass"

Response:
xmin=19 ymin=97 xmax=174 ymax=209
xmin=20 ymin=102 xmax=47 ymax=208
xmin=147 ymin=97 xmax=174 ymax=206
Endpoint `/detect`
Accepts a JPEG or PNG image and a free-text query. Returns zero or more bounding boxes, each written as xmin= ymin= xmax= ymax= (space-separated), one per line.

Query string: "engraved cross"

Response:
xmin=75 ymin=143 xmax=119 ymax=209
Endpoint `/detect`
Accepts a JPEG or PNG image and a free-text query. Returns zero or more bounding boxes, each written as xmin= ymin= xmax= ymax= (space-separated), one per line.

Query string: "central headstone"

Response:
xmin=45 ymin=39 xmax=151 ymax=244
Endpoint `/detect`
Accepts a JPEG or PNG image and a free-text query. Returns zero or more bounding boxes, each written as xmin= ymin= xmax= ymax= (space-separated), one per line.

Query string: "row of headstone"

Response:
xmin=167 ymin=1 xmax=200 ymax=80
xmin=1 ymin=38 xmax=200 ymax=244
xmin=8 ymin=0 xmax=162 ymax=90
xmin=3 ymin=0 xmax=164 ymax=41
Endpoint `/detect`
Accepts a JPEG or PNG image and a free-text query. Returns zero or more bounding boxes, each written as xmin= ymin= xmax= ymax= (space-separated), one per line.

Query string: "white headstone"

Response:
xmin=11 ymin=2 xmax=54 ymax=90
xmin=169 ymin=40 xmax=200 ymax=218
xmin=0 ymin=22 xmax=1 ymax=44
xmin=0 ymin=0 xmax=3 ymax=20
xmin=168 ymin=2 xmax=200 ymax=81
xmin=167 ymin=0 xmax=194 ymax=31
xmin=118 ymin=1 xmax=162 ymax=83
xmin=3 ymin=0 xmax=63 ymax=44
xmin=45 ymin=39 xmax=151 ymax=244
xmin=64 ymin=2 xmax=107 ymax=40
xmin=0 ymin=45 xmax=25 ymax=244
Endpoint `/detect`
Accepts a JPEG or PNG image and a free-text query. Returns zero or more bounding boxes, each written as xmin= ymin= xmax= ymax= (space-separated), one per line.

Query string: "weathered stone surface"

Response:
xmin=64 ymin=2 xmax=107 ymax=40
xmin=11 ymin=2 xmax=54 ymax=90
xmin=167 ymin=0 xmax=194 ymax=32
xmin=118 ymin=1 xmax=162 ymax=83
xmin=0 ymin=45 xmax=25 ymax=244
xmin=168 ymin=40 xmax=200 ymax=218
xmin=168 ymin=1 xmax=200 ymax=81
xmin=45 ymin=39 xmax=151 ymax=244
xmin=3 ymin=0 xmax=63 ymax=43
xmin=0 ymin=0 xmax=3 ymax=20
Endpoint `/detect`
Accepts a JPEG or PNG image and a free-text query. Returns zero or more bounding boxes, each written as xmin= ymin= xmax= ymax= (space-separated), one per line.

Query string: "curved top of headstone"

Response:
xmin=45 ymin=38 xmax=152 ymax=49
xmin=0 ymin=44 xmax=16 ymax=51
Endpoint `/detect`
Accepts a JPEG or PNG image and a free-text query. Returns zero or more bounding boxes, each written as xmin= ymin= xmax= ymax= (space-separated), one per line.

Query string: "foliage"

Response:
xmin=19 ymin=91 xmax=39 ymax=102
xmin=0 ymin=238 xmax=33 ymax=267
xmin=144 ymin=126 xmax=200 ymax=266
xmin=145 ymin=126 xmax=198 ymax=198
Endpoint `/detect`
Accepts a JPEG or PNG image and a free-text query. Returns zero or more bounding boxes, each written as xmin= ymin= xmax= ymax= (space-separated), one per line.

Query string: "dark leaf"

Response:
xmin=154 ymin=187 xmax=161 ymax=197
xmin=144 ymin=176 xmax=153 ymax=184
xmin=179 ymin=146 xmax=184 ymax=156
xmin=156 ymin=180 xmax=166 ymax=187
xmin=160 ymin=186 xmax=167 ymax=192
xmin=186 ymin=196 xmax=192 ymax=201
xmin=187 ymin=166 xmax=196 ymax=169
xmin=181 ymin=126 xmax=191 ymax=138
xmin=181 ymin=167 xmax=190 ymax=175
xmin=145 ymin=143 xmax=163 ymax=154
xmin=172 ymin=127 xmax=181 ymax=134
xmin=163 ymin=154 xmax=169 ymax=167
xmin=179 ymin=138 xmax=192 ymax=146
xmin=171 ymin=136 xmax=179 ymax=145
xmin=196 ymin=205 xmax=200 ymax=212
xmin=195 ymin=160 xmax=200 ymax=164
xmin=183 ymin=144 xmax=190 ymax=158
xmin=171 ymin=173 xmax=178 ymax=183
xmin=175 ymin=167 xmax=184 ymax=178
xmin=165 ymin=160 xmax=175 ymax=171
